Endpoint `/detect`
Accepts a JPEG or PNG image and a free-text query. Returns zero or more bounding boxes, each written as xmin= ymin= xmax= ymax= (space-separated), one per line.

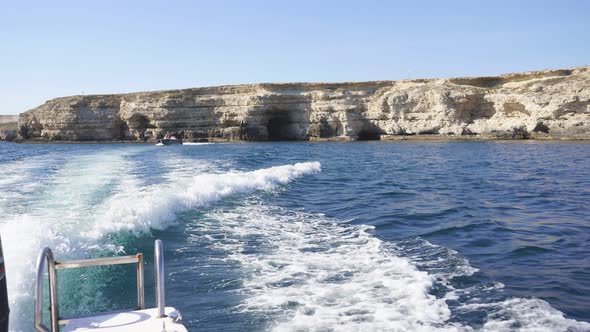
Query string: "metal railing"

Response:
xmin=34 ymin=240 xmax=166 ymax=331
xmin=155 ymin=239 xmax=166 ymax=318
xmin=34 ymin=248 xmax=58 ymax=332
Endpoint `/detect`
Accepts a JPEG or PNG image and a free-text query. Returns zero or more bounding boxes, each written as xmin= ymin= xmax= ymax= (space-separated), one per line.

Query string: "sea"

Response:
xmin=0 ymin=141 xmax=589 ymax=332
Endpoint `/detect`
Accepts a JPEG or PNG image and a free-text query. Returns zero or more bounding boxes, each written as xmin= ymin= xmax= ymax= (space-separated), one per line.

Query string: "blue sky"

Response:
xmin=0 ymin=0 xmax=588 ymax=115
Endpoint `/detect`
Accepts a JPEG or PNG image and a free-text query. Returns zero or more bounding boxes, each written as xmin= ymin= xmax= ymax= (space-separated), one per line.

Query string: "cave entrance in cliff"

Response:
xmin=127 ymin=114 xmax=152 ymax=139
xmin=267 ymin=115 xmax=297 ymax=141
xmin=357 ymin=130 xmax=382 ymax=141
xmin=128 ymin=114 xmax=149 ymax=131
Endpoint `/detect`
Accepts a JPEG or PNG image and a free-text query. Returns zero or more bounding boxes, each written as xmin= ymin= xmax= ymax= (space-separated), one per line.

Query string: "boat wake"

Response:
xmin=0 ymin=148 xmax=320 ymax=331
xmin=1 ymin=147 xmax=588 ymax=331
xmin=155 ymin=142 xmax=213 ymax=146
xmin=86 ymin=160 xmax=321 ymax=237
xmin=199 ymin=203 xmax=590 ymax=332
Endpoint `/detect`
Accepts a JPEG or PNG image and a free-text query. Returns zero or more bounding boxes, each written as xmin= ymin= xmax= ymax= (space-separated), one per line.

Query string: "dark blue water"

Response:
xmin=1 ymin=141 xmax=589 ymax=331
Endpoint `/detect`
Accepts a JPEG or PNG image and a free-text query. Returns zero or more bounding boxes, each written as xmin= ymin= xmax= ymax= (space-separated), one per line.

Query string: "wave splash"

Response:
xmin=87 ymin=161 xmax=321 ymax=237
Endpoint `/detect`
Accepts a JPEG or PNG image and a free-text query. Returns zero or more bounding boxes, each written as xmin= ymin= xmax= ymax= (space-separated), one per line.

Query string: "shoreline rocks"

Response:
xmin=16 ymin=66 xmax=590 ymax=142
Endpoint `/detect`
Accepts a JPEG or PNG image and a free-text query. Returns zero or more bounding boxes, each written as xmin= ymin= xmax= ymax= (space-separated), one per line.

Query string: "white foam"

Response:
xmin=155 ymin=142 xmax=214 ymax=146
xmin=394 ymin=239 xmax=590 ymax=331
xmin=0 ymin=151 xmax=135 ymax=331
xmin=202 ymin=204 xmax=590 ymax=332
xmin=182 ymin=142 xmax=214 ymax=146
xmin=206 ymin=205 xmax=464 ymax=332
xmin=471 ymin=298 xmax=590 ymax=332
xmin=85 ymin=161 xmax=321 ymax=238
xmin=0 ymin=156 xmax=56 ymax=213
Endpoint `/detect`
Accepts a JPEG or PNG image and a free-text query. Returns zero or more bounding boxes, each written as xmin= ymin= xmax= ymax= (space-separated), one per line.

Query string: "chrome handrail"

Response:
xmin=155 ymin=239 xmax=166 ymax=317
xmin=34 ymin=247 xmax=58 ymax=332
xmin=33 ymin=244 xmax=154 ymax=331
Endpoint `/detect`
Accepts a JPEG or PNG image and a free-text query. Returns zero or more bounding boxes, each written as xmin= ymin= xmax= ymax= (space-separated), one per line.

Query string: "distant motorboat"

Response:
xmin=160 ymin=137 xmax=182 ymax=145
xmin=160 ymin=134 xmax=183 ymax=145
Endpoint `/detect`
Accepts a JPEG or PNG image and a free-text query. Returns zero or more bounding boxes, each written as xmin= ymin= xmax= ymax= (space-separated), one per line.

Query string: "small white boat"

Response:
xmin=160 ymin=134 xmax=183 ymax=146
xmin=34 ymin=240 xmax=188 ymax=332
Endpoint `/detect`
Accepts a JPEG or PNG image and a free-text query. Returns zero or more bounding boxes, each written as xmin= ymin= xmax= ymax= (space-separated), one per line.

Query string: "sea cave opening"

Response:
xmin=356 ymin=130 xmax=382 ymax=141
xmin=267 ymin=116 xmax=297 ymax=141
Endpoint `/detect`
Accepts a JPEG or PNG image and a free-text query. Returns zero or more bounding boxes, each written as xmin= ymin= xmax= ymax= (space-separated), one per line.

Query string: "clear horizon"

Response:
xmin=1 ymin=0 xmax=589 ymax=115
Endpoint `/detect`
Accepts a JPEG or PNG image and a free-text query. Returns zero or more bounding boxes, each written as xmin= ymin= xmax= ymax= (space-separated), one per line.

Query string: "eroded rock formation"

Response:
xmin=17 ymin=67 xmax=590 ymax=142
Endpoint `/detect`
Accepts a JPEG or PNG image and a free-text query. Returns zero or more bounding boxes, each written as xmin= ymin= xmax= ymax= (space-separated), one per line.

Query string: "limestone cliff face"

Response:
xmin=17 ymin=67 xmax=590 ymax=142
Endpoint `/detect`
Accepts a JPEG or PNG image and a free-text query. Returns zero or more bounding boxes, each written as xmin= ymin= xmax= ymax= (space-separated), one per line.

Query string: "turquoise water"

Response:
xmin=1 ymin=141 xmax=589 ymax=331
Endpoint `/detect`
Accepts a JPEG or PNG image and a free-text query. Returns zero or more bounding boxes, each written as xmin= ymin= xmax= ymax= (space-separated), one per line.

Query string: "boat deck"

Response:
xmin=63 ymin=307 xmax=187 ymax=332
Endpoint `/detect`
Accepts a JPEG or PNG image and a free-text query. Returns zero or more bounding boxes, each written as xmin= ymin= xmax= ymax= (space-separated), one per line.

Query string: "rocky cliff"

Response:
xmin=17 ymin=67 xmax=590 ymax=142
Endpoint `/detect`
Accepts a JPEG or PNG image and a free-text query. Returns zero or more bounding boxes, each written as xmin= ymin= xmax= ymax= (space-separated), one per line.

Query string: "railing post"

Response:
xmin=136 ymin=253 xmax=145 ymax=309
xmin=34 ymin=247 xmax=57 ymax=332
xmin=154 ymin=240 xmax=165 ymax=317
xmin=48 ymin=255 xmax=59 ymax=332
